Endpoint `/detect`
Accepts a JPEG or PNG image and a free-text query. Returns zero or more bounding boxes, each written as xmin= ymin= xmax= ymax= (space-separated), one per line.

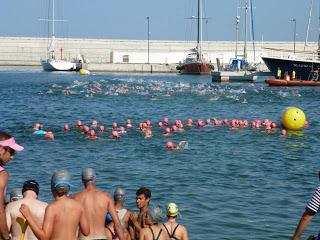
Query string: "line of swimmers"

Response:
xmin=32 ymin=115 xmax=307 ymax=146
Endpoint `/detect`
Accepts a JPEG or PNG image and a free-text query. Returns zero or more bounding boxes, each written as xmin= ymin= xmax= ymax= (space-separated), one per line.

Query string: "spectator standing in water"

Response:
xmin=0 ymin=132 xmax=24 ymax=240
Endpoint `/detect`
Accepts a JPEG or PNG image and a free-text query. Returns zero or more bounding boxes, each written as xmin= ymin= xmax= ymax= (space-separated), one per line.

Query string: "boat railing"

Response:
xmin=262 ymin=47 xmax=320 ymax=61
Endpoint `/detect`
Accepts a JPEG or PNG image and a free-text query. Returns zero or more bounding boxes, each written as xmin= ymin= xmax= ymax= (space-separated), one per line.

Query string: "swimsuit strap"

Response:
xmin=106 ymin=226 xmax=117 ymax=240
xmin=149 ymin=226 xmax=156 ymax=240
xmin=155 ymin=228 xmax=163 ymax=240
xmin=162 ymin=223 xmax=179 ymax=240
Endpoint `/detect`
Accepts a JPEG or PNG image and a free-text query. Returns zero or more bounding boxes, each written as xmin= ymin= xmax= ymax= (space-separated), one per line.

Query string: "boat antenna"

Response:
xmin=304 ymin=0 xmax=314 ymax=51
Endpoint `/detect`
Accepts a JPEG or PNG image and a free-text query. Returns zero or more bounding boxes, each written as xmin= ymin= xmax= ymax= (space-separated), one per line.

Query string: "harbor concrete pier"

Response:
xmin=0 ymin=37 xmax=315 ymax=72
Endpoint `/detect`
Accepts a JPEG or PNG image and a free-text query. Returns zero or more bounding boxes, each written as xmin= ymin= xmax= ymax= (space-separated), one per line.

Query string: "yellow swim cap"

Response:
xmin=167 ymin=202 xmax=179 ymax=217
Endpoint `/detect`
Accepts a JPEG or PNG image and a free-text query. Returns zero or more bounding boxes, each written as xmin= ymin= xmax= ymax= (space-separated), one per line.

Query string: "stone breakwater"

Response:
xmin=0 ymin=37 xmax=313 ymax=72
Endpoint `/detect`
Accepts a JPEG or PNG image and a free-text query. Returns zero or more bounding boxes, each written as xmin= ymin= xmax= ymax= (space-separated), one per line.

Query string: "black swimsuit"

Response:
xmin=163 ymin=224 xmax=180 ymax=240
xmin=106 ymin=226 xmax=117 ymax=240
xmin=149 ymin=227 xmax=163 ymax=240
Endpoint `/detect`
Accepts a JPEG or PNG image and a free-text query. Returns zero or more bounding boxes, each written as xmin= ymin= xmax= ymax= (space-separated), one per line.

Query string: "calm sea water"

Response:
xmin=1 ymin=69 xmax=320 ymax=239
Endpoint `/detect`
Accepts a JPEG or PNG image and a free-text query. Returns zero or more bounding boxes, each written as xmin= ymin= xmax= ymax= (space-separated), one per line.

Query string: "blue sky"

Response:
xmin=0 ymin=0 xmax=318 ymax=42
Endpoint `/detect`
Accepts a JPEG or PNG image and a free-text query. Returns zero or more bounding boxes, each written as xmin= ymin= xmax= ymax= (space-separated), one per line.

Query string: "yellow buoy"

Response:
xmin=281 ymin=107 xmax=306 ymax=130
xmin=79 ymin=69 xmax=90 ymax=75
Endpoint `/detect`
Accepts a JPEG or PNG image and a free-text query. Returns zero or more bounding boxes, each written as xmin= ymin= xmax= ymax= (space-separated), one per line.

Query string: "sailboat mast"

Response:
xmin=318 ymin=0 xmax=320 ymax=59
xmin=243 ymin=0 xmax=248 ymax=63
xmin=52 ymin=0 xmax=55 ymax=37
xmin=197 ymin=0 xmax=203 ymax=61
xmin=305 ymin=0 xmax=313 ymax=51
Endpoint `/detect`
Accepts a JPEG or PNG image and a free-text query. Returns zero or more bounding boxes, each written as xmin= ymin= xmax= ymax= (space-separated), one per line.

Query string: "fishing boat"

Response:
xmin=265 ymin=70 xmax=320 ymax=86
xmin=176 ymin=0 xmax=213 ymax=75
xmin=40 ymin=0 xmax=79 ymax=71
xmin=262 ymin=0 xmax=320 ymax=79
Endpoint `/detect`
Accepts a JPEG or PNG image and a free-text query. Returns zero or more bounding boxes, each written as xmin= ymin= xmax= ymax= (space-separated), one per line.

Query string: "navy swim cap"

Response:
xmin=22 ymin=180 xmax=40 ymax=195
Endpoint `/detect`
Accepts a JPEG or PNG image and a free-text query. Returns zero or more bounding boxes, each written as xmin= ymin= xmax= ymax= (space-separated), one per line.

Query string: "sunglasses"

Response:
xmin=4 ymin=147 xmax=15 ymax=156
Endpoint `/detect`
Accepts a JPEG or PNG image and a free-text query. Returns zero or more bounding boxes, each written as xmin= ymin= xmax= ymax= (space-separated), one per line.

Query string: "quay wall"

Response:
xmin=0 ymin=37 xmax=315 ymax=72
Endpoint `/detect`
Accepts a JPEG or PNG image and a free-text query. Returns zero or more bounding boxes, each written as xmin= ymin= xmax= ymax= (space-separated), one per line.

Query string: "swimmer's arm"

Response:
xmin=107 ymin=197 xmax=125 ymax=240
xmin=0 ymin=171 xmax=10 ymax=240
xmin=79 ymin=207 xmax=89 ymax=236
xmin=20 ymin=203 xmax=49 ymax=240
xmin=139 ymin=228 xmax=147 ymax=240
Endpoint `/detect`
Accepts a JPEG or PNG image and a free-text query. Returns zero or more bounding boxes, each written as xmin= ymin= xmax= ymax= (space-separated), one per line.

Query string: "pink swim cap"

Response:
xmin=126 ymin=119 xmax=132 ymax=124
xmin=90 ymin=129 xmax=95 ymax=136
xmin=206 ymin=119 xmax=211 ymax=125
xmin=165 ymin=128 xmax=171 ymax=134
xmin=166 ymin=141 xmax=174 ymax=149
xmin=119 ymin=126 xmax=125 ymax=132
xmin=163 ymin=117 xmax=169 ymax=124
xmin=83 ymin=125 xmax=90 ymax=133
xmin=64 ymin=124 xmax=70 ymax=131
xmin=112 ymin=122 xmax=118 ymax=128
xmin=112 ymin=130 xmax=119 ymax=138
xmin=99 ymin=125 xmax=105 ymax=131
xmin=172 ymin=125 xmax=177 ymax=131
xmin=76 ymin=120 xmax=82 ymax=127
xmin=158 ymin=122 xmax=163 ymax=127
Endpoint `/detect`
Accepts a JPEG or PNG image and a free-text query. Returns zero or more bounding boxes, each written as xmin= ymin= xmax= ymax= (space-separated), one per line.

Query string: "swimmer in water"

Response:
xmin=99 ymin=125 xmax=105 ymax=132
xmin=63 ymin=124 xmax=70 ymax=131
xmin=166 ymin=141 xmax=188 ymax=150
xmin=89 ymin=130 xmax=98 ymax=140
xmin=118 ymin=126 xmax=126 ymax=134
xmin=111 ymin=130 xmax=121 ymax=139
xmin=163 ymin=128 xmax=171 ymax=137
xmin=144 ymin=129 xmax=152 ymax=138
xmin=82 ymin=125 xmax=90 ymax=134
xmin=126 ymin=119 xmax=133 ymax=128
xmin=112 ymin=122 xmax=118 ymax=130
xmin=186 ymin=118 xmax=193 ymax=127
xmin=91 ymin=120 xmax=98 ymax=128
xmin=33 ymin=123 xmax=46 ymax=135
xmin=76 ymin=120 xmax=83 ymax=128
xmin=162 ymin=117 xmax=169 ymax=126
xmin=45 ymin=131 xmax=54 ymax=140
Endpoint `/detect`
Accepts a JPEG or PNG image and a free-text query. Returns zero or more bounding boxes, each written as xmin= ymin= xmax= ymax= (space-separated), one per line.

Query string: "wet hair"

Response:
xmin=0 ymin=132 xmax=12 ymax=141
xmin=136 ymin=187 xmax=151 ymax=199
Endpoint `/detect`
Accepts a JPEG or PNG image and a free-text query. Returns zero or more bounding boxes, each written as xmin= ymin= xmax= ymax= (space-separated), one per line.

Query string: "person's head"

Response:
xmin=22 ymin=180 xmax=40 ymax=197
xmin=82 ymin=168 xmax=96 ymax=185
xmin=114 ymin=187 xmax=126 ymax=202
xmin=136 ymin=187 xmax=151 ymax=210
xmin=148 ymin=206 xmax=163 ymax=224
xmin=10 ymin=188 xmax=23 ymax=202
xmin=166 ymin=202 xmax=179 ymax=218
xmin=166 ymin=141 xmax=174 ymax=150
xmin=51 ymin=170 xmax=72 ymax=197
xmin=0 ymin=131 xmax=24 ymax=165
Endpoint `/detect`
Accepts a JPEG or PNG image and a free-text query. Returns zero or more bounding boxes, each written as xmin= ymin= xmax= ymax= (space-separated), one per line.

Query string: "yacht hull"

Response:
xmin=41 ymin=59 xmax=76 ymax=72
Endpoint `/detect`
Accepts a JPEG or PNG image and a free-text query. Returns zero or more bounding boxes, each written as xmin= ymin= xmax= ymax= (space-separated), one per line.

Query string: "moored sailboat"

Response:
xmin=177 ymin=0 xmax=213 ymax=75
xmin=40 ymin=0 xmax=79 ymax=71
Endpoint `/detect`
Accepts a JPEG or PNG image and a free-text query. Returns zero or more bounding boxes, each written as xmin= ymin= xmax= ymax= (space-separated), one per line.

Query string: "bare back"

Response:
xmin=73 ymin=187 xmax=111 ymax=237
xmin=6 ymin=198 xmax=47 ymax=240
xmin=45 ymin=197 xmax=85 ymax=240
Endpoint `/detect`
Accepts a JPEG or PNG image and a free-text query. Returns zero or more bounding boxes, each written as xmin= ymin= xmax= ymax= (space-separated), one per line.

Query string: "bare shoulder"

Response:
xmin=0 ymin=170 xmax=8 ymax=186
xmin=72 ymin=191 xmax=84 ymax=200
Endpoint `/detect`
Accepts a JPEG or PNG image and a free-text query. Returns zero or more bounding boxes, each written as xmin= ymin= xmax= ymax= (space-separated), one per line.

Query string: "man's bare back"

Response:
xmin=6 ymin=197 xmax=47 ymax=240
xmin=73 ymin=168 xmax=125 ymax=240
xmin=73 ymin=187 xmax=112 ymax=238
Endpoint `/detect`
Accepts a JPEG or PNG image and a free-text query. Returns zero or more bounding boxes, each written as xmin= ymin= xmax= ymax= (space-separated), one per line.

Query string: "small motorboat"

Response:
xmin=265 ymin=70 xmax=320 ymax=86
